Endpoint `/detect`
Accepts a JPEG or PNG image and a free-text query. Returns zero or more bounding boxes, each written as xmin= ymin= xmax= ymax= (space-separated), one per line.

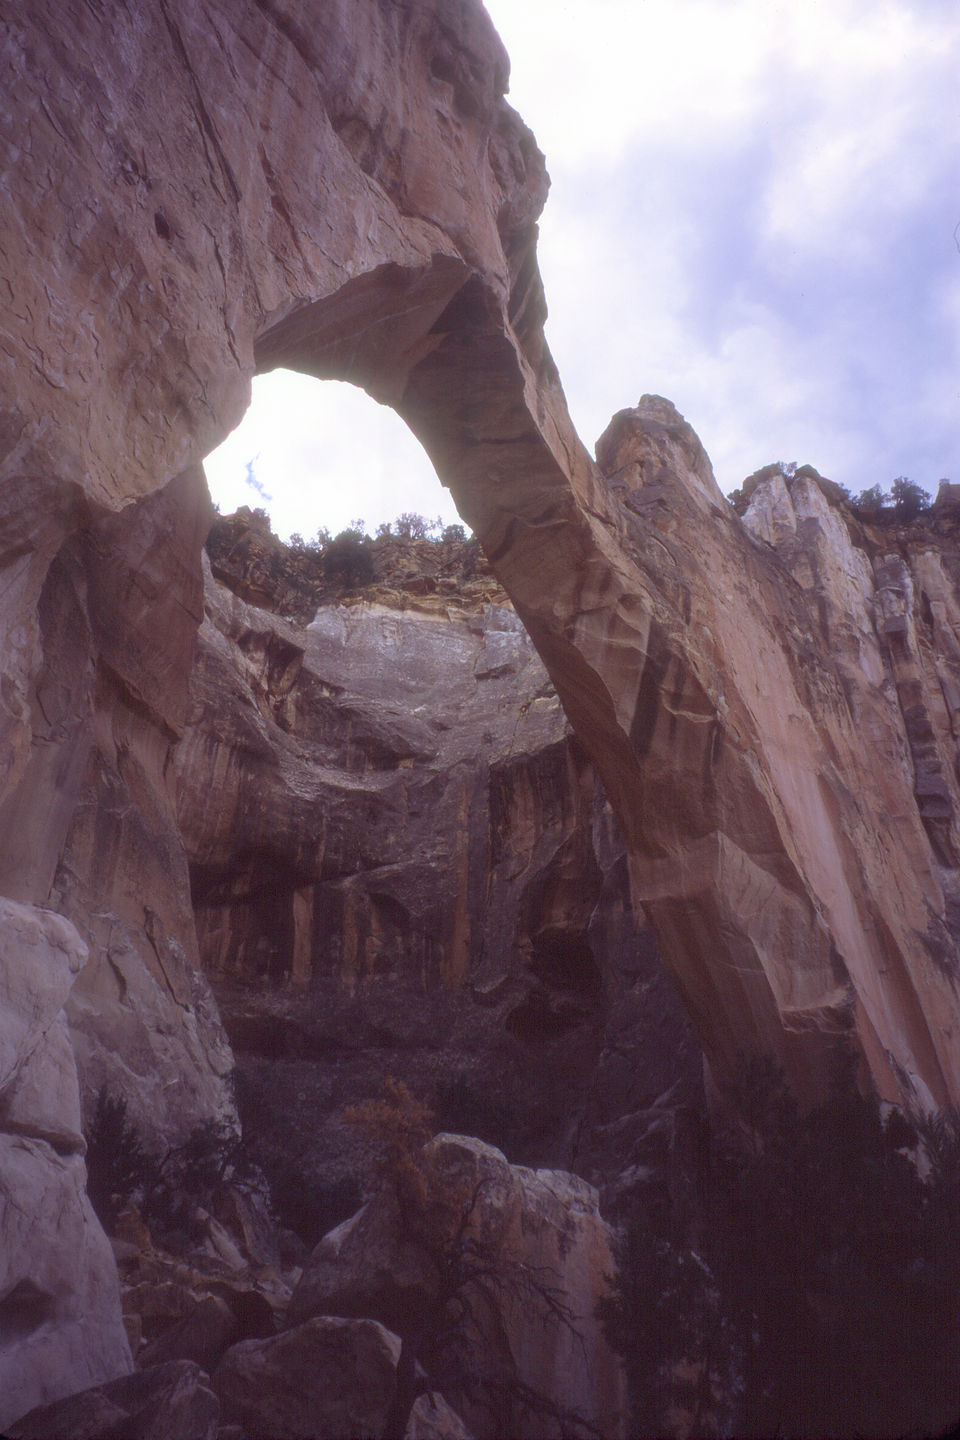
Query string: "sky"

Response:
xmin=205 ymin=0 xmax=960 ymax=540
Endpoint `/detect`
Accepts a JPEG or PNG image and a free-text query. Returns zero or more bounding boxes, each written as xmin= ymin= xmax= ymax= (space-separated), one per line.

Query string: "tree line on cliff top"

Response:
xmin=728 ymin=469 xmax=940 ymax=522
xmin=235 ymin=509 xmax=473 ymax=590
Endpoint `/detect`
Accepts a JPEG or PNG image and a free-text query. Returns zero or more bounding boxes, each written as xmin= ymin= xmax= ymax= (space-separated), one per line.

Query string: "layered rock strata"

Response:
xmin=4 ymin=0 xmax=958 ymax=1142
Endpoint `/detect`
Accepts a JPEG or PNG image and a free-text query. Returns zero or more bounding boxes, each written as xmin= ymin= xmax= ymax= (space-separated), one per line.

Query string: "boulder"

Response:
xmin=0 ymin=901 xmax=130 ymax=1432
xmin=291 ymin=1134 xmax=627 ymax=1439
xmin=213 ymin=1315 xmax=402 ymax=1439
xmin=136 ymin=1293 xmax=239 ymax=1374
xmin=7 ymin=1360 xmax=219 ymax=1440
xmin=405 ymin=1391 xmax=476 ymax=1439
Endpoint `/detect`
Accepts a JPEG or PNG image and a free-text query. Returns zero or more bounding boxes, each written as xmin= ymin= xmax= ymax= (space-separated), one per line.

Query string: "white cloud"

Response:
xmin=485 ymin=0 xmax=959 ymax=495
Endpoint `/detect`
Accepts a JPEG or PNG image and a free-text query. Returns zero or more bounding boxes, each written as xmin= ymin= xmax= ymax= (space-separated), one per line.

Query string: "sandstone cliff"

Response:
xmin=178 ymin=514 xmax=701 ymax=1217
xmin=590 ymin=404 xmax=960 ymax=1110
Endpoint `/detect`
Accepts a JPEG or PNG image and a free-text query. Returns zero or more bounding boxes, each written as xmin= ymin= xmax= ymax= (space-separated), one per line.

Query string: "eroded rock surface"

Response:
xmin=177 ymin=531 xmax=701 ymax=1211
xmin=3 ymin=0 xmax=960 ymax=1428
xmin=4 ymin=0 xmax=959 ymax=1157
xmin=8 ymin=1359 xmax=219 ymax=1440
xmin=214 ymin=1315 xmax=402 ymax=1440
xmin=576 ymin=404 xmax=960 ymax=1108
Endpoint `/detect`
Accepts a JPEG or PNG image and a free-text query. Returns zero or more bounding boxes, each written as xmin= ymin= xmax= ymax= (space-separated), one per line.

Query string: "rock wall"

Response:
xmin=4 ymin=0 xmax=958 ymax=1137
xmin=585 ymin=405 xmax=960 ymax=1109
xmin=177 ymin=530 xmax=701 ymax=1190
xmin=178 ymin=553 xmax=580 ymax=998
xmin=0 ymin=899 xmax=130 ymax=1431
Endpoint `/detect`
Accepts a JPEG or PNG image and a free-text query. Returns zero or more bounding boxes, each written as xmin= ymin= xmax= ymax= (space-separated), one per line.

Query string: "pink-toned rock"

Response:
xmin=291 ymin=1134 xmax=627 ymax=1439
xmin=8 ymin=1360 xmax=219 ymax=1440
xmin=405 ymin=1391 xmax=475 ymax=1439
xmin=4 ymin=0 xmax=960 ymax=1425
xmin=6 ymin=0 xmax=959 ymax=1146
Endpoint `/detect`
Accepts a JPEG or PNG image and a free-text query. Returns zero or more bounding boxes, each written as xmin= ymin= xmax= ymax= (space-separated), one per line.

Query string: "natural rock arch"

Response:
xmin=3 ymin=0 xmax=959 ymax=1154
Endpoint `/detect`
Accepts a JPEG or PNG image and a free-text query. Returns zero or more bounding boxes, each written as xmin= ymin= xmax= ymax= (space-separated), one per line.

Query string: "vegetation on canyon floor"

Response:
xmin=600 ymin=1054 xmax=960 ymax=1439
xmin=85 ymin=1087 xmax=242 ymax=1240
xmin=85 ymin=1076 xmax=598 ymax=1438
xmin=87 ymin=1054 xmax=960 ymax=1438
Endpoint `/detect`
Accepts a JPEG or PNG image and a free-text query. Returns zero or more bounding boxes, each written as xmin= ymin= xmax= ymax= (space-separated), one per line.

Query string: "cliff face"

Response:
xmin=177 ymin=520 xmax=701 ymax=1194
xmin=4 ymin=0 xmax=957 ymax=1137
xmin=179 ymin=545 xmax=579 ymax=999
xmin=590 ymin=405 xmax=960 ymax=1110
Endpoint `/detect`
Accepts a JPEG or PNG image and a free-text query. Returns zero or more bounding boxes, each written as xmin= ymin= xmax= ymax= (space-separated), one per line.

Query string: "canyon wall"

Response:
xmin=176 ymin=519 xmax=701 ymax=1199
xmin=4 ymin=0 xmax=957 ymax=1127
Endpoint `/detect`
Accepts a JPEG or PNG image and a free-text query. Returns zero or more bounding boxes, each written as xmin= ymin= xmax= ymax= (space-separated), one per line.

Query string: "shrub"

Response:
xmin=323 ymin=530 xmax=374 ymax=587
xmin=392 ymin=511 xmax=431 ymax=540
xmin=140 ymin=1118 xmax=241 ymax=1238
xmin=892 ymin=476 xmax=929 ymax=520
xmin=84 ymin=1088 xmax=151 ymax=1230
xmin=344 ymin=1077 xmax=435 ymax=1209
xmin=84 ymin=1092 xmax=241 ymax=1241
xmin=851 ymin=479 xmax=930 ymax=523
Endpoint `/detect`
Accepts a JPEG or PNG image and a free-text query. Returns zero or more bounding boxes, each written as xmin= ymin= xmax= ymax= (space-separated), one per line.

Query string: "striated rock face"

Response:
xmin=5 ymin=0 xmax=959 ymax=1141
xmin=0 ymin=0 xmax=548 ymax=1137
xmin=576 ymin=404 xmax=960 ymax=1108
xmin=179 ymin=544 xmax=619 ymax=1011
xmin=176 ymin=538 xmax=701 ymax=1197
xmin=597 ymin=431 xmax=960 ymax=1110
xmin=178 ymin=555 xmax=572 ymax=997
xmin=0 ymin=463 xmax=235 ymax=1146
xmin=3 ymin=0 xmax=960 ymax=1423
